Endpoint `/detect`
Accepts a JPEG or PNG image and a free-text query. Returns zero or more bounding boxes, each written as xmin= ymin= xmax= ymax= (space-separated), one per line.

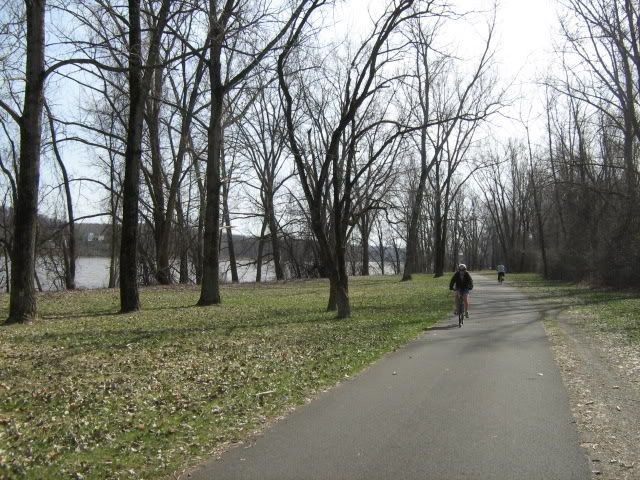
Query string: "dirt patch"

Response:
xmin=543 ymin=309 xmax=640 ymax=479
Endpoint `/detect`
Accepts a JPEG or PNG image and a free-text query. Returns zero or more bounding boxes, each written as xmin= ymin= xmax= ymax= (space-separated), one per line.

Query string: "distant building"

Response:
xmin=87 ymin=232 xmax=105 ymax=243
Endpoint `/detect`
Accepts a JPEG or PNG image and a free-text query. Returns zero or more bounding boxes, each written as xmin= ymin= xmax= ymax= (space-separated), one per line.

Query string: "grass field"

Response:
xmin=508 ymin=273 xmax=640 ymax=343
xmin=0 ymin=274 xmax=451 ymax=479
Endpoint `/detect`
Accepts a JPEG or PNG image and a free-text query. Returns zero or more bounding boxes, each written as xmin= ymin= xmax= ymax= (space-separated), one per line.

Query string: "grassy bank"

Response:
xmin=508 ymin=273 xmax=640 ymax=343
xmin=0 ymin=274 xmax=450 ymax=479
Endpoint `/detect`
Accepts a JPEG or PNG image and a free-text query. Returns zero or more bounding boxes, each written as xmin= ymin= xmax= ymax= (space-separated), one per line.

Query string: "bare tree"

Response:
xmin=44 ymin=101 xmax=76 ymax=289
xmin=558 ymin=0 xmax=639 ymax=202
xmin=141 ymin=6 xmax=210 ymax=285
xmin=236 ymin=80 xmax=290 ymax=281
xmin=524 ymin=123 xmax=549 ymax=278
xmin=119 ymin=0 xmax=171 ymax=312
xmin=279 ymin=0 xmax=429 ymax=317
xmin=401 ymin=9 xmax=501 ymax=280
xmin=547 ymin=0 xmax=640 ymax=285
xmin=1 ymin=0 xmax=46 ymax=323
xmin=197 ymin=0 xmax=320 ymax=306
xmin=479 ymin=143 xmax=534 ymax=273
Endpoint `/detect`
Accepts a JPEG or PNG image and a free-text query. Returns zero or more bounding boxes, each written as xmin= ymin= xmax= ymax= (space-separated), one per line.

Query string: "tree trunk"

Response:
xmin=120 ymin=0 xmax=170 ymax=310
xmin=6 ymin=0 xmax=46 ymax=324
xmin=392 ymin=239 xmax=401 ymax=274
xmin=360 ymin=214 xmax=370 ymax=276
xmin=223 ymin=213 xmax=238 ymax=282
xmin=46 ymin=103 xmax=76 ymax=290
xmin=335 ymin=247 xmax=350 ymax=318
xmin=546 ymin=93 xmax=568 ymax=244
xmin=34 ymin=269 xmax=43 ymax=292
xmin=147 ymin=72 xmax=171 ymax=285
xmin=198 ymin=2 xmax=230 ymax=306
xmin=162 ymin=54 xmax=207 ymax=286
xmin=432 ymin=198 xmax=447 ymax=277
xmin=119 ymin=0 xmax=145 ymax=313
xmin=402 ymin=187 xmax=425 ymax=281
xmin=193 ymin=149 xmax=206 ymax=285
xmin=197 ymin=80 xmax=224 ymax=304
xmin=108 ymin=208 xmax=119 ymax=288
xmin=175 ymin=201 xmax=190 ymax=284
xmin=221 ymin=158 xmax=238 ymax=283
xmin=108 ymin=154 xmax=119 ymax=289
xmin=179 ymin=247 xmax=189 ymax=284
xmin=527 ymin=134 xmax=548 ymax=278
xmin=255 ymin=216 xmax=267 ymax=282
xmin=402 ymin=131 xmax=430 ymax=281
xmin=327 ymin=272 xmax=338 ymax=312
xmin=376 ymin=226 xmax=385 ymax=275
xmin=266 ymin=198 xmax=284 ymax=280
xmin=3 ymin=248 xmax=10 ymax=293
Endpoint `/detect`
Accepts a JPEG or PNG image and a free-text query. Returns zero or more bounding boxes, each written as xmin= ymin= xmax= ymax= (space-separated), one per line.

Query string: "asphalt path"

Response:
xmin=187 ymin=274 xmax=591 ymax=480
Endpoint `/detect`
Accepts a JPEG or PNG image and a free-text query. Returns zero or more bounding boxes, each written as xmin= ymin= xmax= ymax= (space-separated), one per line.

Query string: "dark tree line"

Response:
xmin=478 ymin=0 xmax=640 ymax=287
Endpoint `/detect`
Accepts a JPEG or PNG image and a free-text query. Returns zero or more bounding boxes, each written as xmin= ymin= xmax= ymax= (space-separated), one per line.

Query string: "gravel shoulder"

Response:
xmin=542 ymin=308 xmax=640 ymax=479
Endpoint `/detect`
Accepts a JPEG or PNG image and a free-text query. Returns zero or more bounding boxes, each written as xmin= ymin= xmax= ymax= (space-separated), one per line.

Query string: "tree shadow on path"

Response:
xmin=426 ymin=323 xmax=460 ymax=331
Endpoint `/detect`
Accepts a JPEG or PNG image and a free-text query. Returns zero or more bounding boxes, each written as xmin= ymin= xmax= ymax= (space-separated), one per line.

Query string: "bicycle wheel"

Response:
xmin=458 ymin=296 xmax=464 ymax=327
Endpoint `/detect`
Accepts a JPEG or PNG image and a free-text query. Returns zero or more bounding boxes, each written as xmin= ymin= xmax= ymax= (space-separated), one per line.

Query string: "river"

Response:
xmin=1 ymin=256 xmax=391 ymax=291
xmin=29 ymin=257 xmax=278 ymax=291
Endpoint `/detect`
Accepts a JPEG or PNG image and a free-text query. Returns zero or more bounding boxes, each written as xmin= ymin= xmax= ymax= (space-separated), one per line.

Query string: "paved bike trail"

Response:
xmin=186 ymin=274 xmax=590 ymax=480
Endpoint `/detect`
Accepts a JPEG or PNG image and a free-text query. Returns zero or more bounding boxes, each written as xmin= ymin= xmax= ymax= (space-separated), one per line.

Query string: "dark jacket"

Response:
xmin=449 ymin=271 xmax=473 ymax=291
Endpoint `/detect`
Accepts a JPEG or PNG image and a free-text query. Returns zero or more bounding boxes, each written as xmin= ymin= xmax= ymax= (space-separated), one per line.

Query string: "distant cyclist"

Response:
xmin=449 ymin=264 xmax=473 ymax=317
xmin=496 ymin=264 xmax=506 ymax=283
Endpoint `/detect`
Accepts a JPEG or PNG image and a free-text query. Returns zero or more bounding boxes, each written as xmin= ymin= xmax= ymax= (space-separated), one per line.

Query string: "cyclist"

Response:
xmin=449 ymin=264 xmax=473 ymax=317
xmin=496 ymin=264 xmax=506 ymax=283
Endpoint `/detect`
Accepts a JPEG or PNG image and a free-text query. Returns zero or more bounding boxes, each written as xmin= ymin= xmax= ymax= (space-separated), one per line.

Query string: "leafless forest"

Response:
xmin=0 ymin=0 xmax=638 ymax=322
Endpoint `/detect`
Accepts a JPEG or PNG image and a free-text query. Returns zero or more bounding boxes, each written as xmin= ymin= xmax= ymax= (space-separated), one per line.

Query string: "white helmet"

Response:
xmin=458 ymin=264 xmax=467 ymax=271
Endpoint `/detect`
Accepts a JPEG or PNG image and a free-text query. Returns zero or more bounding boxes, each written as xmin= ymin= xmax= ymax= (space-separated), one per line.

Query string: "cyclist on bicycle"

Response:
xmin=497 ymin=264 xmax=506 ymax=283
xmin=449 ymin=264 xmax=473 ymax=317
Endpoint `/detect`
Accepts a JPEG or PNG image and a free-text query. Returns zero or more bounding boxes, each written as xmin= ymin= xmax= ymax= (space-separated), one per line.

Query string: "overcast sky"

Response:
xmin=494 ymin=0 xmax=557 ymax=81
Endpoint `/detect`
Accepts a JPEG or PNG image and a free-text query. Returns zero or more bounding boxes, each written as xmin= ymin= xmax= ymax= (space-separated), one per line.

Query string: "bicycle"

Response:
xmin=498 ymin=272 xmax=504 ymax=284
xmin=456 ymin=291 xmax=464 ymax=327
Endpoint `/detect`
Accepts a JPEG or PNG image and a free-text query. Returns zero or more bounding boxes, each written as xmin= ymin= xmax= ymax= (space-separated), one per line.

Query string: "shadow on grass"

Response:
xmin=29 ymin=295 xmax=442 ymax=329
xmin=9 ymin=303 xmax=443 ymax=357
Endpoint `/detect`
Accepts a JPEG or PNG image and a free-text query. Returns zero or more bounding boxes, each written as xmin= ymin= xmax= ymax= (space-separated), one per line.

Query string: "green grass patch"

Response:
xmin=0 ymin=275 xmax=450 ymax=479
xmin=508 ymin=273 xmax=640 ymax=343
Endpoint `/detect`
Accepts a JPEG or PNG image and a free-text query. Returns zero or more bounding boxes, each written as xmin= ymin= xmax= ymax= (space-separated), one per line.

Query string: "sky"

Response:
xmin=491 ymin=0 xmax=560 ymax=136
xmin=333 ymin=0 xmax=558 ymax=74
xmin=63 ymin=0 xmax=562 ymax=221
xmin=325 ymin=0 xmax=560 ymax=137
xmin=493 ymin=0 xmax=558 ymax=81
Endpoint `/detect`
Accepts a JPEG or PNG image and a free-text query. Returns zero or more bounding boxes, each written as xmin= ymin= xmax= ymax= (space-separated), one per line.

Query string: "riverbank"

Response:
xmin=0 ymin=275 xmax=451 ymax=479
